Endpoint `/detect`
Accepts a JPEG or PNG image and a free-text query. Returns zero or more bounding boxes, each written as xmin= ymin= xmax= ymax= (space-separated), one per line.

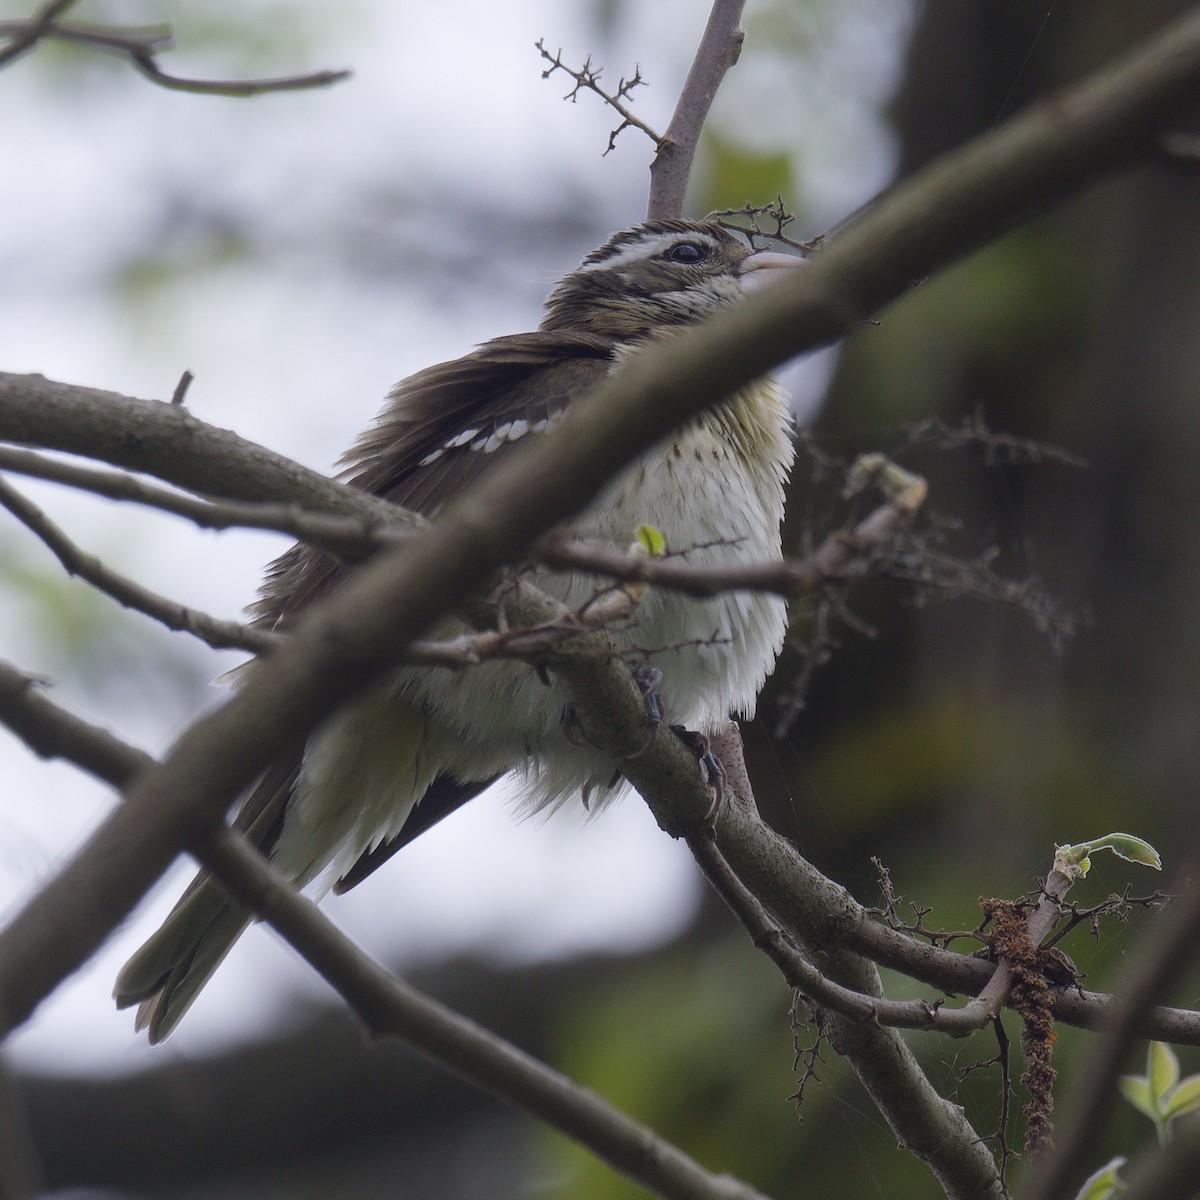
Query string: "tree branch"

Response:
xmin=0 ymin=476 xmax=279 ymax=655
xmin=2 ymin=19 xmax=1200 ymax=1196
xmin=648 ymin=0 xmax=747 ymax=219
xmin=0 ymin=373 xmax=412 ymax=529
xmin=0 ymin=443 xmax=406 ymax=564
xmin=0 ymin=7 xmax=349 ymax=95
xmin=0 ymin=661 xmax=771 ymax=1200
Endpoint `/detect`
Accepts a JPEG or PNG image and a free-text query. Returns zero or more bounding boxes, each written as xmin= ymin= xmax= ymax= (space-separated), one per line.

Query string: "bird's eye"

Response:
xmin=664 ymin=241 xmax=709 ymax=265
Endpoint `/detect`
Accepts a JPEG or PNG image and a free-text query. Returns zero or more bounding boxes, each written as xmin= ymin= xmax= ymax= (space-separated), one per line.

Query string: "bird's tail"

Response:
xmin=114 ymin=752 xmax=300 ymax=1043
xmin=113 ymin=876 xmax=251 ymax=1043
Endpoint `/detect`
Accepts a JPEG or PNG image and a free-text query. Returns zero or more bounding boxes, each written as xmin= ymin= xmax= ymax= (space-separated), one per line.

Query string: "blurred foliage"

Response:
xmin=689 ymin=129 xmax=793 ymax=222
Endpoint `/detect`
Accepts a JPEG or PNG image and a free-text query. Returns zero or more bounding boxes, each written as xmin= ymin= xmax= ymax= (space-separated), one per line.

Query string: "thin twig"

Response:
xmin=0 ymin=475 xmax=279 ymax=655
xmin=686 ymin=830 xmax=993 ymax=1036
xmin=170 ymin=370 xmax=194 ymax=406
xmin=0 ymin=8 xmax=349 ymax=95
xmin=534 ymin=39 xmax=661 ymax=155
xmin=539 ymin=483 xmax=924 ymax=599
xmin=0 ymin=0 xmax=75 ymax=68
xmin=127 ymin=49 xmax=349 ymax=97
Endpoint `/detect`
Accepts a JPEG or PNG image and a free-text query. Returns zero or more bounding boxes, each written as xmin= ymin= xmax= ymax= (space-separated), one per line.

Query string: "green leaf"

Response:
xmin=1058 ymin=833 xmax=1162 ymax=872
xmin=1099 ymin=833 xmax=1163 ymax=869
xmin=1164 ymin=1073 xmax=1200 ymax=1119
xmin=1119 ymin=1074 xmax=1156 ymax=1119
xmin=1149 ymin=1041 xmax=1180 ymax=1102
xmin=634 ymin=525 xmax=666 ymax=557
xmin=1072 ymin=1156 xmax=1125 ymax=1200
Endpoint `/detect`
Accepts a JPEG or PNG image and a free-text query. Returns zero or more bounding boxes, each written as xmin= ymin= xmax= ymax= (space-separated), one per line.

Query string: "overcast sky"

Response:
xmin=0 ymin=0 xmax=909 ymax=1073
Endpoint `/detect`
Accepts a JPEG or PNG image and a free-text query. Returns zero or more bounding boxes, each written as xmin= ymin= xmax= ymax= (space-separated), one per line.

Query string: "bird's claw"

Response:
xmin=669 ymin=724 xmax=726 ymax=825
xmin=623 ymin=665 xmax=665 ymax=758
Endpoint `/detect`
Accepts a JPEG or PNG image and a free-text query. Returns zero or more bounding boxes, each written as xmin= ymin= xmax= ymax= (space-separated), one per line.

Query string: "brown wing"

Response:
xmin=250 ymin=330 xmax=617 ymax=630
xmin=231 ymin=331 xmax=617 ymax=884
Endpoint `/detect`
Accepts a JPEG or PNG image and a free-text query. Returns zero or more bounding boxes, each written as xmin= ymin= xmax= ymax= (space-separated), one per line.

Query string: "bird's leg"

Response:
xmin=561 ymin=666 xmax=661 ymax=753
xmin=669 ymin=724 xmax=726 ymax=825
xmin=622 ymin=664 xmax=664 ymax=758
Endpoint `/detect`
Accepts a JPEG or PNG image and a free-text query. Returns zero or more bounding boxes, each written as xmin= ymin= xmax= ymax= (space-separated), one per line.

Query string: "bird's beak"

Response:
xmin=737 ymin=250 xmax=806 ymax=294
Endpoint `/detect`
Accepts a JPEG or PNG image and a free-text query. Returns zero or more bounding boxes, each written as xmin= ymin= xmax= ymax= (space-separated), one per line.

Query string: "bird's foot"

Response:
xmin=560 ymin=704 xmax=591 ymax=748
xmin=670 ymin=724 xmax=726 ymax=825
xmin=624 ymin=665 xmax=664 ymax=759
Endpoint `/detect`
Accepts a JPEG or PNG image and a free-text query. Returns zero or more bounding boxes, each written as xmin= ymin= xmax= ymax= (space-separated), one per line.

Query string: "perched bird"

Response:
xmin=115 ymin=217 xmax=801 ymax=1041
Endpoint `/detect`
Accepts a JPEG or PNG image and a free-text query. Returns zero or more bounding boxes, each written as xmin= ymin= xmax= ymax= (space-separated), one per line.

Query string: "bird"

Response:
xmin=114 ymin=217 xmax=802 ymax=1041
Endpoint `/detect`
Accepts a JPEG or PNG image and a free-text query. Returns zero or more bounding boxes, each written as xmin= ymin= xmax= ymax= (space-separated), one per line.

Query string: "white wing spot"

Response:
xmin=417 ymin=447 xmax=445 ymax=467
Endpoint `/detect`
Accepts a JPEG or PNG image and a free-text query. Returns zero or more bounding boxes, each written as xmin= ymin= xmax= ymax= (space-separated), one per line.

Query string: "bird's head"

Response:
xmin=540 ymin=218 xmax=799 ymax=338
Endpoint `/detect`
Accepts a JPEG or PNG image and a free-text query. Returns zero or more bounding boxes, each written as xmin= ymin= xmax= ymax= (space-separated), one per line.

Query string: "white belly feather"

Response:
xmin=275 ymin=378 xmax=794 ymax=888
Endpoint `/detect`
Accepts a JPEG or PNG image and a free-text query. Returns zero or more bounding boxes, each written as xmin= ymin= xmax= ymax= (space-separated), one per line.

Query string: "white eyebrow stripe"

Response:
xmin=580 ymin=231 xmax=717 ymax=273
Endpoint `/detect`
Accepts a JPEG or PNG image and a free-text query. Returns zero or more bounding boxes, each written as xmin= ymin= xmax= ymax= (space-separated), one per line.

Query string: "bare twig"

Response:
xmin=539 ymin=469 xmax=926 ymax=599
xmin=0 ymin=7 xmax=349 ymax=95
xmin=534 ymin=39 xmax=661 ymax=155
xmin=686 ymin=830 xmax=994 ymax=1037
xmin=0 ymin=443 xmax=404 ymax=562
xmin=127 ymin=50 xmax=349 ymax=98
xmin=0 ymin=475 xmax=279 ymax=655
xmin=648 ymin=0 xmax=747 ymax=218
xmin=709 ymin=197 xmax=820 ymax=255
xmin=0 ymin=661 xmax=772 ymax=1200
xmin=169 ymin=370 xmax=194 ymax=407
xmin=0 ymin=0 xmax=75 ymax=68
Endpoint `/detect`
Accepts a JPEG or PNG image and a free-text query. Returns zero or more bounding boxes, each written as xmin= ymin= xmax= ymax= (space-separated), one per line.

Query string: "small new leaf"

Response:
xmin=1058 ymin=832 xmax=1162 ymax=875
xmin=634 ymin=524 xmax=666 ymax=557
xmin=1164 ymin=1072 xmax=1200 ymax=1119
xmin=1149 ymin=1039 xmax=1181 ymax=1100
xmin=1072 ymin=1156 xmax=1125 ymax=1200
xmin=1120 ymin=1042 xmax=1200 ymax=1146
xmin=1118 ymin=1075 xmax=1155 ymax=1120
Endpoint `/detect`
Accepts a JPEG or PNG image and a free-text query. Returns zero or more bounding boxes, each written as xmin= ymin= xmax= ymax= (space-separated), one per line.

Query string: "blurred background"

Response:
xmin=1 ymin=0 xmax=1199 ymax=1196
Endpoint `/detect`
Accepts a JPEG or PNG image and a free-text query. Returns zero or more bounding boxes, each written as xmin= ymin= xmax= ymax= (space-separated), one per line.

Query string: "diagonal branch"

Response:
xmin=0 ymin=444 xmax=404 ymax=563
xmin=0 ymin=475 xmax=278 ymax=655
xmin=0 ymin=6 xmax=349 ymax=95
xmin=0 ymin=660 xmax=771 ymax=1200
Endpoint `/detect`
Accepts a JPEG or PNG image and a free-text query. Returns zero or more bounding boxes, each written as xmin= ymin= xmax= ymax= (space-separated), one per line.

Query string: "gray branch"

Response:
xmin=648 ymin=0 xmax=747 ymax=218
xmin=0 ymin=661 xmax=770 ymax=1200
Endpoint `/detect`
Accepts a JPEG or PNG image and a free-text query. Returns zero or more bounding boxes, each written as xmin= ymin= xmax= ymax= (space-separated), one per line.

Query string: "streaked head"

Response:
xmin=541 ymin=218 xmax=802 ymax=337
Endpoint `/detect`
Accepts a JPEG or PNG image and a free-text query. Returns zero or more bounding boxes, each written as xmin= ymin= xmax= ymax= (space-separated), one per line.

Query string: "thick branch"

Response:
xmin=648 ymin=0 xmax=747 ymax=218
xmin=0 ymin=662 xmax=769 ymax=1200
xmin=0 ymin=373 xmax=411 ymax=528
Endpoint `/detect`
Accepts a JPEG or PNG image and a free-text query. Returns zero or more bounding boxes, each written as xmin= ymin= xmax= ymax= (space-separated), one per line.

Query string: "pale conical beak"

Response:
xmin=738 ymin=249 xmax=806 ymax=294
